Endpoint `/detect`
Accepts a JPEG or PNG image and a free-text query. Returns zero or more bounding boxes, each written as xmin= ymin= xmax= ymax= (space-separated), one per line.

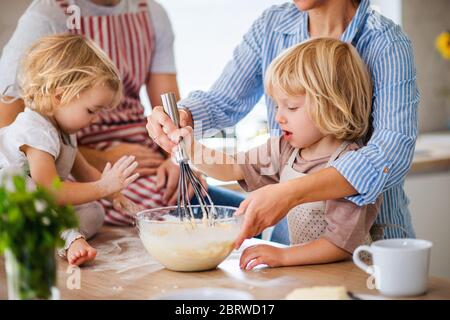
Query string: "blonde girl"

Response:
xmin=165 ymin=38 xmax=382 ymax=268
xmin=0 ymin=34 xmax=141 ymax=266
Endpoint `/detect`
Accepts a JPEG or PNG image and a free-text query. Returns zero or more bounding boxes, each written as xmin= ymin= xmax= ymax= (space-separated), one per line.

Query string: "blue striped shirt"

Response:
xmin=179 ymin=0 xmax=420 ymax=239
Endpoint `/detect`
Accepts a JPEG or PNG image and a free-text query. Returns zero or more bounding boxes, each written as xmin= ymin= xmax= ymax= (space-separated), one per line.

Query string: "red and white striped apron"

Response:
xmin=57 ymin=0 xmax=165 ymax=225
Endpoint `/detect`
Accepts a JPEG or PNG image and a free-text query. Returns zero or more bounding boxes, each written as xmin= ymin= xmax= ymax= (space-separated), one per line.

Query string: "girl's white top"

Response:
xmin=0 ymin=108 xmax=77 ymax=179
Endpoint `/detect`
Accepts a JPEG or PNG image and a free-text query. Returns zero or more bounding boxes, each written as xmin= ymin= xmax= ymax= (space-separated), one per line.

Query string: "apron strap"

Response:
xmin=325 ymin=141 xmax=351 ymax=167
xmin=286 ymin=148 xmax=300 ymax=167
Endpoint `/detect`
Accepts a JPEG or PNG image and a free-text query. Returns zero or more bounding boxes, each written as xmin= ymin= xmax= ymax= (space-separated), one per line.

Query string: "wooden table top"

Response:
xmin=1 ymin=226 xmax=450 ymax=300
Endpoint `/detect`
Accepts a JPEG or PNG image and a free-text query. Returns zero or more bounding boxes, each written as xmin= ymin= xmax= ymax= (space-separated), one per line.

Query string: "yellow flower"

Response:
xmin=435 ymin=31 xmax=450 ymax=60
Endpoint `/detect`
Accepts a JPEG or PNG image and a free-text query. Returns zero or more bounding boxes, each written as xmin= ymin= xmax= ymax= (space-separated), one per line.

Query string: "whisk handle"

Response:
xmin=161 ymin=92 xmax=188 ymax=162
xmin=161 ymin=92 xmax=181 ymax=129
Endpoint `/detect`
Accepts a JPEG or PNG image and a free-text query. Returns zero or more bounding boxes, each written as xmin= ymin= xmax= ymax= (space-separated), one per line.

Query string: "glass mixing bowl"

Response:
xmin=136 ymin=205 xmax=243 ymax=272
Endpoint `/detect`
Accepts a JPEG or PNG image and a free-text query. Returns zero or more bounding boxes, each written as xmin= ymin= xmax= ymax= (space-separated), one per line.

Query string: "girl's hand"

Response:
xmin=239 ymin=245 xmax=287 ymax=270
xmin=111 ymin=194 xmax=144 ymax=217
xmin=98 ymin=155 xmax=140 ymax=195
xmin=234 ymin=183 xmax=297 ymax=249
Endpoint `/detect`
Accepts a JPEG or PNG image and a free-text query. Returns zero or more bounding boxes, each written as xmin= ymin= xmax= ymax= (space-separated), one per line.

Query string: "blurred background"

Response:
xmin=1 ymin=0 xmax=449 ymax=278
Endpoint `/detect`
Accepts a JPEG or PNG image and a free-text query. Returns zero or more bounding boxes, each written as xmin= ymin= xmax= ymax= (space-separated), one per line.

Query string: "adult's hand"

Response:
xmin=156 ymin=158 xmax=208 ymax=205
xmin=146 ymin=106 xmax=193 ymax=153
xmin=234 ymin=183 xmax=297 ymax=249
xmin=233 ymin=167 xmax=359 ymax=249
xmin=105 ymin=142 xmax=165 ymax=176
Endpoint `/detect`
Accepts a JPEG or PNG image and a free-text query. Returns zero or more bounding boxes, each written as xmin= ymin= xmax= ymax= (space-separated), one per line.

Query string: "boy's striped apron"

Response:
xmin=57 ymin=0 xmax=165 ymax=225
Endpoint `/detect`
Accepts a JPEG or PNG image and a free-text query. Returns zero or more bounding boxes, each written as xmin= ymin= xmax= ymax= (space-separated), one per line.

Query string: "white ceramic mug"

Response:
xmin=353 ymin=239 xmax=432 ymax=297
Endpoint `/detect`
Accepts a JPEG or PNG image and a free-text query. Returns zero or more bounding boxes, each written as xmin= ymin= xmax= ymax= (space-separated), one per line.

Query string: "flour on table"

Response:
xmin=225 ymin=240 xmax=296 ymax=288
xmin=85 ymin=229 xmax=163 ymax=278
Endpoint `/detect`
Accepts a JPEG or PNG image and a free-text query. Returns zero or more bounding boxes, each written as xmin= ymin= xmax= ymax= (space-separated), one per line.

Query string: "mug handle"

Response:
xmin=352 ymin=245 xmax=373 ymax=274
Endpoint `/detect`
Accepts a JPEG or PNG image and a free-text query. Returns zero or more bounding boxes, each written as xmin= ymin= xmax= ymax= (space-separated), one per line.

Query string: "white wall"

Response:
xmin=0 ymin=0 xmax=30 ymax=51
xmin=160 ymin=0 xmax=285 ymax=95
xmin=370 ymin=0 xmax=402 ymax=25
xmin=402 ymin=0 xmax=450 ymax=132
xmin=405 ymin=172 xmax=450 ymax=279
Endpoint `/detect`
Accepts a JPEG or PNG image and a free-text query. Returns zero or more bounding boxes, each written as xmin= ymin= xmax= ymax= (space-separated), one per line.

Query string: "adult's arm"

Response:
xmin=146 ymin=73 xmax=180 ymax=107
xmin=147 ymin=8 xmax=268 ymax=150
xmin=331 ymin=39 xmax=419 ymax=205
xmin=145 ymin=73 xmax=207 ymax=205
xmin=243 ymin=39 xmax=419 ymax=210
xmin=176 ymin=9 xmax=268 ymax=137
xmin=0 ymin=98 xmax=24 ymax=128
xmin=234 ymin=39 xmax=419 ymax=247
xmin=146 ymin=1 xmax=179 ymax=107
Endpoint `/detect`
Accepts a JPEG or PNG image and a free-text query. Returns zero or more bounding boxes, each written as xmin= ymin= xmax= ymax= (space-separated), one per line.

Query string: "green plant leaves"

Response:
xmin=0 ymin=170 xmax=79 ymax=299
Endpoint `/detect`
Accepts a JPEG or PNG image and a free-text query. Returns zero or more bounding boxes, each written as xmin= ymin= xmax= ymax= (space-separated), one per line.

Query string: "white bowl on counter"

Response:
xmin=136 ymin=205 xmax=243 ymax=272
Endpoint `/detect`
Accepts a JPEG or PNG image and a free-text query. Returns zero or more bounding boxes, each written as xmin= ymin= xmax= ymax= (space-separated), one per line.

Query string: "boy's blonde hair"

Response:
xmin=18 ymin=33 xmax=122 ymax=115
xmin=265 ymin=38 xmax=372 ymax=141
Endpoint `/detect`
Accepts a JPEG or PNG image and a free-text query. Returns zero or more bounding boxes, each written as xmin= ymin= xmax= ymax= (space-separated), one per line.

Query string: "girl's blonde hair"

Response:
xmin=18 ymin=33 xmax=122 ymax=115
xmin=265 ymin=38 xmax=372 ymax=141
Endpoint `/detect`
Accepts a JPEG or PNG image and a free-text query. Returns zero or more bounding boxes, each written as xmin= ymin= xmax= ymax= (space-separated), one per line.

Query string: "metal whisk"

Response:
xmin=161 ymin=92 xmax=217 ymax=226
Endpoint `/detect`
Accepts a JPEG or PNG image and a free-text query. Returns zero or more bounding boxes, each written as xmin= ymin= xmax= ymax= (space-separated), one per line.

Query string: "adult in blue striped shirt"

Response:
xmin=147 ymin=0 xmax=419 ymax=247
